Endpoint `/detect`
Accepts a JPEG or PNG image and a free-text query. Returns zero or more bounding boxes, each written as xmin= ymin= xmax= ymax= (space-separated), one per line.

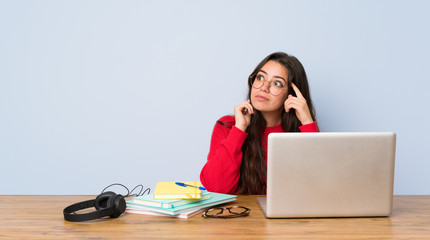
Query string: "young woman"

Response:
xmin=200 ymin=52 xmax=318 ymax=195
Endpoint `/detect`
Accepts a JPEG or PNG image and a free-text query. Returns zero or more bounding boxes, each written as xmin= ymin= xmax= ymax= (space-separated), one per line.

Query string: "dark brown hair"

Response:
xmin=237 ymin=52 xmax=316 ymax=194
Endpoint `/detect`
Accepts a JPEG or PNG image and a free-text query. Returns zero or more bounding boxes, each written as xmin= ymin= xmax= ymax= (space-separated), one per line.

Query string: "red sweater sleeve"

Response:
xmin=200 ymin=116 xmax=247 ymax=194
xmin=299 ymin=121 xmax=319 ymax=132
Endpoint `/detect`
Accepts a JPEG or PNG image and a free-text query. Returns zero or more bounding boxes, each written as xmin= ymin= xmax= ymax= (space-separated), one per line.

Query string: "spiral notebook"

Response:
xmin=131 ymin=191 xmax=212 ymax=208
xmin=127 ymin=192 xmax=236 ymax=216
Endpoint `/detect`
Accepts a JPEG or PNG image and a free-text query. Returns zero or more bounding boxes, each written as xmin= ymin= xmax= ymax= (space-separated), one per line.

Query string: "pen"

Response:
xmin=175 ymin=182 xmax=206 ymax=191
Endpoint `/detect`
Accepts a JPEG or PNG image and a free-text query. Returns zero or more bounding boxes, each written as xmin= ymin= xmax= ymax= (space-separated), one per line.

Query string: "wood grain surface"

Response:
xmin=0 ymin=195 xmax=429 ymax=239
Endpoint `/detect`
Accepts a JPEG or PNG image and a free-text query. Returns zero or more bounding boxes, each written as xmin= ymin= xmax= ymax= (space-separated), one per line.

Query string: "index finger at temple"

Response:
xmin=291 ymin=83 xmax=304 ymax=98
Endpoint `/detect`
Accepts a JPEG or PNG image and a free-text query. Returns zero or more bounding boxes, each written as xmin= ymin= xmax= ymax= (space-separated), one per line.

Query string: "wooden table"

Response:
xmin=1 ymin=195 xmax=429 ymax=239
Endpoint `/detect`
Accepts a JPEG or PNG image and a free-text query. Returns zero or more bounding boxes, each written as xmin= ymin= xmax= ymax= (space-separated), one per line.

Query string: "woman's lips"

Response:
xmin=256 ymin=95 xmax=269 ymax=101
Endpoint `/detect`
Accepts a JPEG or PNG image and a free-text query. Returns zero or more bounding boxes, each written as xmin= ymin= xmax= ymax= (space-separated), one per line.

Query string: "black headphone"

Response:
xmin=63 ymin=184 xmax=150 ymax=222
xmin=63 ymin=191 xmax=126 ymax=222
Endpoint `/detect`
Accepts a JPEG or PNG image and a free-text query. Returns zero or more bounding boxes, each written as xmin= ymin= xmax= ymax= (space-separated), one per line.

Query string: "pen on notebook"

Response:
xmin=175 ymin=182 xmax=206 ymax=191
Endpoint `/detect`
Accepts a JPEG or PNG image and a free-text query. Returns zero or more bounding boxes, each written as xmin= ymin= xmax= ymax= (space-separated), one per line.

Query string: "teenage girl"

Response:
xmin=200 ymin=52 xmax=318 ymax=194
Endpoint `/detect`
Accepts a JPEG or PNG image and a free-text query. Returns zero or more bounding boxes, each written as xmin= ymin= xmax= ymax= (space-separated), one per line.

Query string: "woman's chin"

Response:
xmin=253 ymin=105 xmax=279 ymax=113
xmin=251 ymin=102 xmax=264 ymax=112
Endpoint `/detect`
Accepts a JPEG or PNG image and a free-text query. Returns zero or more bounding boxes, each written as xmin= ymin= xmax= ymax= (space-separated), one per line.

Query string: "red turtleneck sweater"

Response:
xmin=200 ymin=115 xmax=319 ymax=194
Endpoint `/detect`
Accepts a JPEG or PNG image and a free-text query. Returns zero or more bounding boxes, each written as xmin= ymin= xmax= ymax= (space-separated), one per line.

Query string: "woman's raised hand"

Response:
xmin=284 ymin=83 xmax=313 ymax=125
xmin=234 ymin=100 xmax=254 ymax=132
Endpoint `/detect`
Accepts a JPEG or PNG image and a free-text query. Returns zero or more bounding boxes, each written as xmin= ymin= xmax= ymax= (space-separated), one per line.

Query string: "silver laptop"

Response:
xmin=258 ymin=132 xmax=396 ymax=218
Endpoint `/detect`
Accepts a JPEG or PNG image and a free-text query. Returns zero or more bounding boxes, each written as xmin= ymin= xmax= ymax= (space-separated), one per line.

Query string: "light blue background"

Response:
xmin=1 ymin=0 xmax=429 ymax=194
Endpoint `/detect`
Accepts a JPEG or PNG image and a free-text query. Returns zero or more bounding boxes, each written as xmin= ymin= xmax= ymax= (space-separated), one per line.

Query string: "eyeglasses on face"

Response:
xmin=202 ymin=206 xmax=251 ymax=218
xmin=251 ymin=74 xmax=287 ymax=96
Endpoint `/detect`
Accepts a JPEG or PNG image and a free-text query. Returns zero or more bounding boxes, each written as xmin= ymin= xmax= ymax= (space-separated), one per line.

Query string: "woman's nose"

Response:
xmin=260 ymin=80 xmax=271 ymax=92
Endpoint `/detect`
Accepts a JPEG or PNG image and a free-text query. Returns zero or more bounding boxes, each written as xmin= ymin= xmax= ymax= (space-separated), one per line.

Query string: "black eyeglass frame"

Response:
xmin=202 ymin=206 xmax=251 ymax=218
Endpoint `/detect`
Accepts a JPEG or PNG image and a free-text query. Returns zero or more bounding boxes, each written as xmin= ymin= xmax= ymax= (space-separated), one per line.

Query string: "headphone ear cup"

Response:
xmin=95 ymin=191 xmax=116 ymax=210
xmin=109 ymin=195 xmax=126 ymax=218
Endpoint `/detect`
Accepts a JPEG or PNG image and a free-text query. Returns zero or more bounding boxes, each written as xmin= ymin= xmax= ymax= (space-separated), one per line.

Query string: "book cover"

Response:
xmin=126 ymin=192 xmax=237 ymax=216
xmin=153 ymin=181 xmax=203 ymax=199
xmin=126 ymin=207 xmax=208 ymax=219
xmin=131 ymin=191 xmax=212 ymax=208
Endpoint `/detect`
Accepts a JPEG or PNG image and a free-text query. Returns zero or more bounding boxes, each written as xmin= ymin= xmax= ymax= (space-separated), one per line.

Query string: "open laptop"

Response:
xmin=257 ymin=132 xmax=396 ymax=218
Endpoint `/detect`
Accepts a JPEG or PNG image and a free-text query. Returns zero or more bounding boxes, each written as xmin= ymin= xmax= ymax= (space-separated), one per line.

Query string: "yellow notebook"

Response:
xmin=153 ymin=181 xmax=203 ymax=199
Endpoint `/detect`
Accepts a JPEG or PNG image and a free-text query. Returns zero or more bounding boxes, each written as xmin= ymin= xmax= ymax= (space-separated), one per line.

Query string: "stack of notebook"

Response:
xmin=126 ymin=181 xmax=236 ymax=219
